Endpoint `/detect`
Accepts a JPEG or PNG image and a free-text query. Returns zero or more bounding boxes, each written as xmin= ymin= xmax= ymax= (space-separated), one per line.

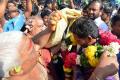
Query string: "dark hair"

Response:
xmin=83 ymin=5 xmax=88 ymax=11
xmin=18 ymin=4 xmax=25 ymax=11
xmin=41 ymin=8 xmax=52 ymax=18
xmin=111 ymin=14 xmax=120 ymax=27
xmin=103 ymin=6 xmax=113 ymax=16
xmin=70 ymin=17 xmax=99 ymax=39
xmin=37 ymin=0 xmax=45 ymax=5
xmin=45 ymin=0 xmax=53 ymax=4
xmin=83 ymin=5 xmax=88 ymax=13
xmin=31 ymin=3 xmax=39 ymax=16
xmin=8 ymin=0 xmax=16 ymax=6
xmin=118 ymin=8 xmax=120 ymax=14
xmin=59 ymin=3 xmax=70 ymax=10
xmin=88 ymin=0 xmax=103 ymax=10
xmin=4 ymin=10 xmax=9 ymax=20
xmin=44 ymin=0 xmax=53 ymax=8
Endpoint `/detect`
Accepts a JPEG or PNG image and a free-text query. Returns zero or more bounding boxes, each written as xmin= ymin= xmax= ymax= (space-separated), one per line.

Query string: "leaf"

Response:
xmin=80 ymin=53 xmax=90 ymax=68
xmin=94 ymin=44 xmax=104 ymax=58
xmin=64 ymin=37 xmax=72 ymax=46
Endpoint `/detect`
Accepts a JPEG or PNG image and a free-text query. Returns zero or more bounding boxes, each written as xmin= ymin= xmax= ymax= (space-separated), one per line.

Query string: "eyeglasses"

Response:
xmin=40 ymin=25 xmax=47 ymax=31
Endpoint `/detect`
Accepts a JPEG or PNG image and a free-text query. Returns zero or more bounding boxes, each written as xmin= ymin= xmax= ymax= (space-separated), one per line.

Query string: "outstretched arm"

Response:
xmin=24 ymin=0 xmax=32 ymax=19
xmin=70 ymin=0 xmax=75 ymax=9
xmin=89 ymin=51 xmax=119 ymax=80
xmin=0 ymin=0 xmax=8 ymax=19
xmin=32 ymin=27 xmax=52 ymax=49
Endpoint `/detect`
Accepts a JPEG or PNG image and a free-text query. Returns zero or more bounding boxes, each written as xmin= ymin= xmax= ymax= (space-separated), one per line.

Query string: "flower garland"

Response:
xmin=63 ymin=52 xmax=77 ymax=79
xmin=85 ymin=45 xmax=99 ymax=67
xmin=99 ymin=30 xmax=120 ymax=45
xmin=84 ymin=31 xmax=120 ymax=67
xmin=64 ymin=31 xmax=120 ymax=68
xmin=63 ymin=30 xmax=120 ymax=80
xmin=64 ymin=52 xmax=77 ymax=69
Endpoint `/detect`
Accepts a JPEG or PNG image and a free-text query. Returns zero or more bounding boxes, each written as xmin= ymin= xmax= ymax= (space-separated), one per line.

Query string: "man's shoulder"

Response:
xmin=94 ymin=17 xmax=109 ymax=31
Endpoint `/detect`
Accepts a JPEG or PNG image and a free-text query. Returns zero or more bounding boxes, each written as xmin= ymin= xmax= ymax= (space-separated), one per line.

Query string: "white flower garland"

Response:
xmin=103 ymin=42 xmax=120 ymax=56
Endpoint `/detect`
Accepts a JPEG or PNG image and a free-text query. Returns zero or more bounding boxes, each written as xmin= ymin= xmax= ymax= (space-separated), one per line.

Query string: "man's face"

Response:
xmin=21 ymin=1 xmax=26 ymax=9
xmin=47 ymin=3 xmax=52 ymax=9
xmin=43 ymin=16 xmax=49 ymax=26
xmin=101 ymin=12 xmax=108 ymax=22
xmin=20 ymin=38 xmax=38 ymax=73
xmin=73 ymin=33 xmax=97 ymax=48
xmin=73 ymin=34 xmax=89 ymax=47
xmin=9 ymin=37 xmax=47 ymax=80
xmin=25 ymin=16 xmax=46 ymax=36
xmin=7 ymin=2 xmax=18 ymax=18
xmin=38 ymin=5 xmax=44 ymax=11
xmin=83 ymin=10 xmax=88 ymax=17
xmin=9 ymin=11 xmax=18 ymax=18
xmin=7 ymin=3 xmax=17 ymax=12
xmin=88 ymin=2 xmax=101 ymax=20
xmin=112 ymin=21 xmax=120 ymax=37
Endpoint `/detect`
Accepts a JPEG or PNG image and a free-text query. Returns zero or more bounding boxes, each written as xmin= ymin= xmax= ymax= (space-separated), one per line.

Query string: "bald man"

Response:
xmin=25 ymin=15 xmax=52 ymax=49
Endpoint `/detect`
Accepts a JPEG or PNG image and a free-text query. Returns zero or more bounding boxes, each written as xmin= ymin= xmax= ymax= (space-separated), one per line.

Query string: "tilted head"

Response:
xmin=101 ymin=6 xmax=113 ymax=23
xmin=25 ymin=16 xmax=46 ymax=37
xmin=70 ymin=17 xmax=99 ymax=47
xmin=111 ymin=14 xmax=120 ymax=38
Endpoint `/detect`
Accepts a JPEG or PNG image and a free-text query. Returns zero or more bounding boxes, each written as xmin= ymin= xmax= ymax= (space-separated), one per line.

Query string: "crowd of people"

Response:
xmin=0 ymin=0 xmax=120 ymax=80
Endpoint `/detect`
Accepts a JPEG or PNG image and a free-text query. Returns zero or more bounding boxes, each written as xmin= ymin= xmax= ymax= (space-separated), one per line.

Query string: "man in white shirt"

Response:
xmin=87 ymin=0 xmax=109 ymax=31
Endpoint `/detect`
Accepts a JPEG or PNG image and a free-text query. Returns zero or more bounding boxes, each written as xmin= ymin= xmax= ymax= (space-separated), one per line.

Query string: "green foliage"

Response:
xmin=95 ymin=44 xmax=104 ymax=58
xmin=64 ymin=36 xmax=72 ymax=46
xmin=80 ymin=53 xmax=90 ymax=68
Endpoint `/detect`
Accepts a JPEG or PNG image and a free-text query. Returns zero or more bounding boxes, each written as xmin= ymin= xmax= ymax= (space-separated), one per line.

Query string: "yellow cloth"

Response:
xmin=46 ymin=8 xmax=82 ymax=48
